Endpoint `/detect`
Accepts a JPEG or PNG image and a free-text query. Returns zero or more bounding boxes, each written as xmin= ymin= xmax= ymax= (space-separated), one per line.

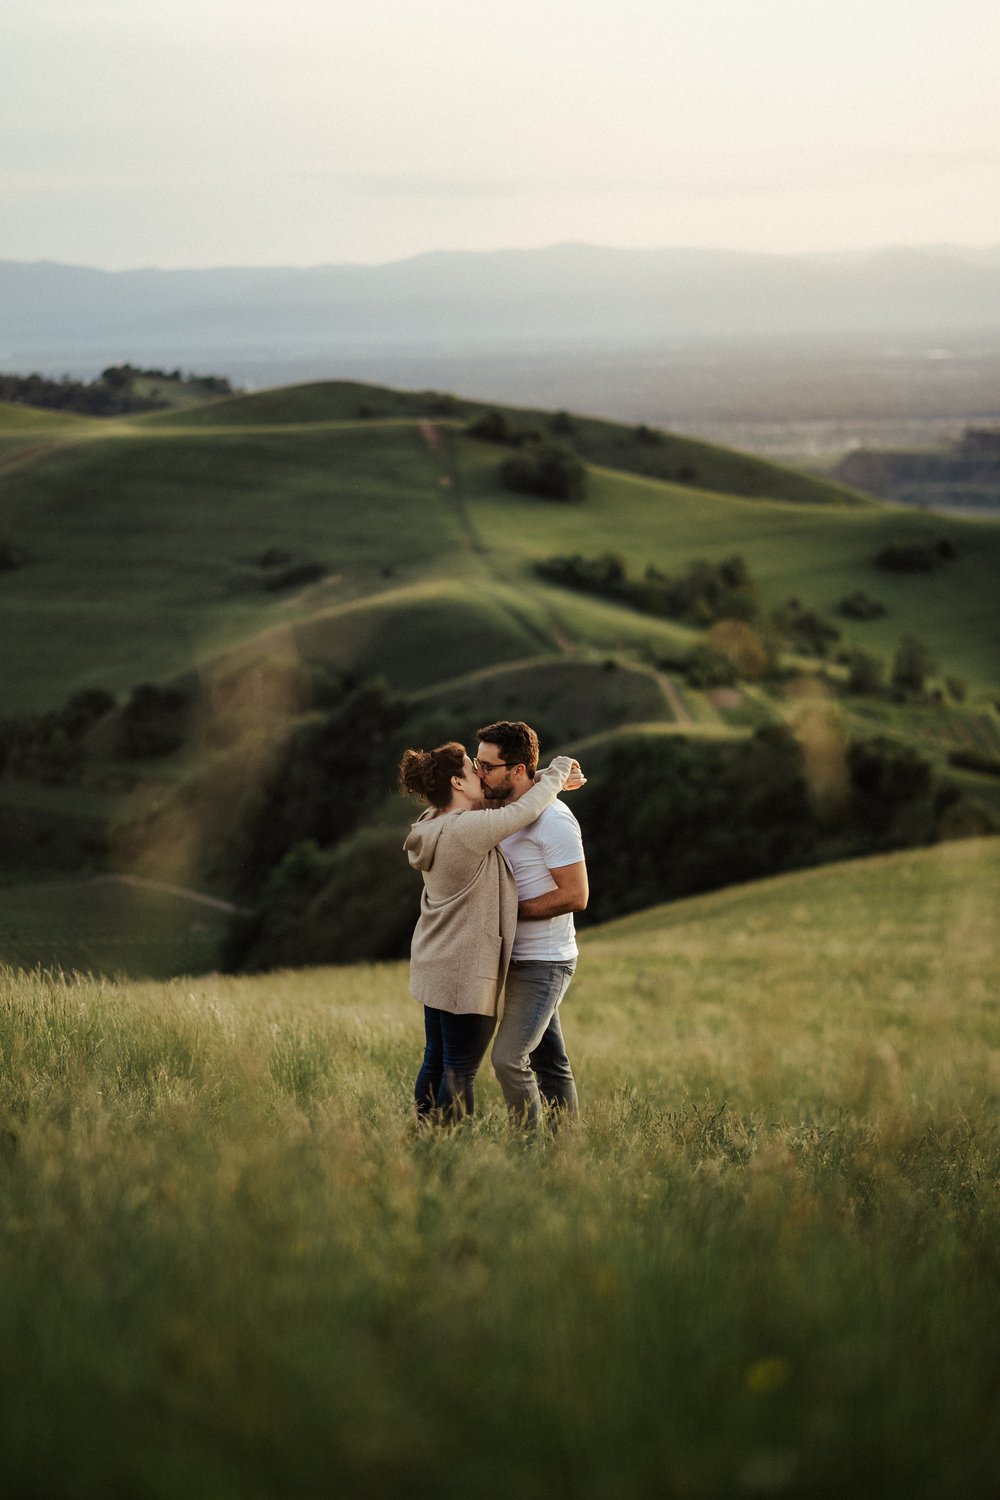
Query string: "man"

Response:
xmin=475 ymin=720 xmax=588 ymax=1124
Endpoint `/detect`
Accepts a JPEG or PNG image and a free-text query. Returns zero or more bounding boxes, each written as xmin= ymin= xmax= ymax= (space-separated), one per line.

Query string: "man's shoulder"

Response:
xmin=530 ymin=799 xmax=584 ymax=859
xmin=536 ymin=799 xmax=581 ymax=834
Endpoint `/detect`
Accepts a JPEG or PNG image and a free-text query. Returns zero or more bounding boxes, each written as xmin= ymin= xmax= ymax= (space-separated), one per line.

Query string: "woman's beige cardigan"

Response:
xmin=403 ymin=757 xmax=573 ymax=1016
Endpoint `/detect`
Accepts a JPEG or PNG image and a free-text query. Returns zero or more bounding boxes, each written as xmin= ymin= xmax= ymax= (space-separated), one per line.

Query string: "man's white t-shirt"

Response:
xmin=501 ymin=800 xmax=585 ymax=961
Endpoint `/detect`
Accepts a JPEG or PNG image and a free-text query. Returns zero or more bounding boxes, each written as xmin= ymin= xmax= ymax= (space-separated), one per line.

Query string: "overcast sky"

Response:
xmin=3 ymin=0 xmax=999 ymax=269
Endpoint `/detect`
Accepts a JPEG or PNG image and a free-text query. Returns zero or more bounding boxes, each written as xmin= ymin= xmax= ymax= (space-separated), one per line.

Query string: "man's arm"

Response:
xmin=517 ymin=861 xmax=589 ymax=920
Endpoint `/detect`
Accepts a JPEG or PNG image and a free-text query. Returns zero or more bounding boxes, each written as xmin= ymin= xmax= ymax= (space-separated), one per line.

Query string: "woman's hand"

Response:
xmin=563 ymin=759 xmax=587 ymax=791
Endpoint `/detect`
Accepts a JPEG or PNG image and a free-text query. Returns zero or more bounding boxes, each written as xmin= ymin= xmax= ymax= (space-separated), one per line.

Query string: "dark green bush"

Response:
xmin=118 ymin=683 xmax=194 ymax=758
xmin=838 ymin=589 xmax=887 ymax=620
xmin=535 ymin=552 xmax=758 ymax=626
xmin=466 ymin=409 xmax=515 ymax=444
xmin=845 ymin=649 xmax=886 ymax=695
xmin=500 ymin=443 xmax=587 ymax=502
xmin=876 ymin=538 xmax=955 ymax=573
xmin=891 ymin=634 xmax=936 ymax=695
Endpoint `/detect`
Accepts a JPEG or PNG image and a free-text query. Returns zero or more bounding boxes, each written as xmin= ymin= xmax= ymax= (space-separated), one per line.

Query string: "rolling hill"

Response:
xmin=1 ymin=379 xmax=998 ymax=976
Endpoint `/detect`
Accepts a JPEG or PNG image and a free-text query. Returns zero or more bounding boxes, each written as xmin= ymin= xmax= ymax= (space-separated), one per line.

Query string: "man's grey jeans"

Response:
xmin=491 ymin=959 xmax=578 ymax=1124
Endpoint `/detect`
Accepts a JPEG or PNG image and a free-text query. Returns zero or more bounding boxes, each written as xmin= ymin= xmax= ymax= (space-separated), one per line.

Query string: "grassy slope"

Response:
xmin=456 ymin=433 xmax=1000 ymax=691
xmin=0 ymin=877 xmax=231 ymax=979
xmin=2 ymin=839 xmax=998 ymax=1498
xmin=1 ymin=381 xmax=998 ymax=977
xmin=0 ymin=417 xmax=469 ymax=710
xmin=0 ymin=402 xmax=97 ymax=464
xmin=3 ymin=384 xmax=997 ymax=715
xmin=144 ymin=379 xmax=869 ymax=507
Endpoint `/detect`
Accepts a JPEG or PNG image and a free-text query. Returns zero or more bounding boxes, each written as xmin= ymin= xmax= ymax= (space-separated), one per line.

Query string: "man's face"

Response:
xmin=475 ymin=741 xmax=518 ymax=802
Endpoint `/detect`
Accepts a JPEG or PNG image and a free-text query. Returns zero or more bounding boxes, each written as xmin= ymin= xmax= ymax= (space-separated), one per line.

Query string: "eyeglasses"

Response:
xmin=473 ymin=757 xmax=518 ymax=775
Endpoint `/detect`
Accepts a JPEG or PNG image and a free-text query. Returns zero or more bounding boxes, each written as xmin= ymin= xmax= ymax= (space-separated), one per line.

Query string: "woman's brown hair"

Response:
xmin=398 ymin=741 xmax=466 ymax=809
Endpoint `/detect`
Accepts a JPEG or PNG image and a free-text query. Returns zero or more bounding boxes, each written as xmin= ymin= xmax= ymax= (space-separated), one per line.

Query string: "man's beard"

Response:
xmin=482 ymin=774 xmax=515 ymax=803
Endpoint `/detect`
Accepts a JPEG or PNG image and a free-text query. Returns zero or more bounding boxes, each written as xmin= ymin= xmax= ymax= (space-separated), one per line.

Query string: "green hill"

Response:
xmin=143 ymin=377 xmax=868 ymax=506
xmin=2 ymin=381 xmax=996 ymax=712
xmin=0 ymin=379 xmax=998 ymax=977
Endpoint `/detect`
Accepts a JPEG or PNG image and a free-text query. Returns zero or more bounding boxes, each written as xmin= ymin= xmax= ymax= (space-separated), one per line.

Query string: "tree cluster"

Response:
xmin=773 ymin=599 xmax=841 ymax=657
xmin=535 ymin=551 xmax=758 ymax=626
xmin=499 ymin=443 xmax=587 ymax=503
xmin=0 ymin=689 xmax=116 ymax=784
xmin=837 ymin=589 xmax=887 ymax=621
xmin=464 ymin=413 xmax=588 ymax=502
xmin=875 ymin=537 xmax=956 ymax=573
xmin=578 ymin=727 xmax=990 ymax=928
xmin=0 ymin=365 xmax=234 ymax=417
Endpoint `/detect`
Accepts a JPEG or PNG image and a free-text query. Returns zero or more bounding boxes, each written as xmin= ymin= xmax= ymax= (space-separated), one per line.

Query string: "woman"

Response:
xmin=399 ymin=742 xmax=578 ymax=1122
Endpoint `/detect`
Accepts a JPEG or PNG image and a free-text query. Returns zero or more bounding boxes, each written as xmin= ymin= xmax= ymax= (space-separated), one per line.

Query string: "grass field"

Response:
xmin=0 ymin=876 xmax=232 ymax=979
xmin=2 ymin=839 xmax=999 ymax=1499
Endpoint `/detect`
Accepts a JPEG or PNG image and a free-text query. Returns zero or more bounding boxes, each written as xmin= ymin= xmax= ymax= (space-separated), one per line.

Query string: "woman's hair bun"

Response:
xmin=398 ymin=741 xmax=466 ymax=808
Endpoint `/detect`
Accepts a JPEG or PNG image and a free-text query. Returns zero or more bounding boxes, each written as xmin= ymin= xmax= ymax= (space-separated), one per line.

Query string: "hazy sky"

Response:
xmin=4 ymin=0 xmax=999 ymax=269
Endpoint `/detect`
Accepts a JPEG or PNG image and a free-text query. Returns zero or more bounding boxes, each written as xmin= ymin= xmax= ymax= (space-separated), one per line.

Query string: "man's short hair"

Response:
xmin=476 ymin=720 xmax=539 ymax=777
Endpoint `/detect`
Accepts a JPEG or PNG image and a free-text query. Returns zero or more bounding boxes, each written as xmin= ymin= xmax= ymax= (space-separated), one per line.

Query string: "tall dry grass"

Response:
xmin=2 ymin=839 xmax=998 ymax=1498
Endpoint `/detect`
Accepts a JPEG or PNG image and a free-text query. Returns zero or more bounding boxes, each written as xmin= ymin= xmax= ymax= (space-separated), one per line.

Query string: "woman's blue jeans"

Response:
xmin=414 ymin=1005 xmax=496 ymax=1122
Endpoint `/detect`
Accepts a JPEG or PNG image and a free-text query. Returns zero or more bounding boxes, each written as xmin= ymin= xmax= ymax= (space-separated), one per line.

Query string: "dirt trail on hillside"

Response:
xmin=653 ymin=668 xmax=695 ymax=725
xmin=0 ymin=442 xmax=60 ymax=472
xmin=419 ymin=422 xmax=482 ymax=550
xmin=418 ymin=419 xmax=582 ymax=656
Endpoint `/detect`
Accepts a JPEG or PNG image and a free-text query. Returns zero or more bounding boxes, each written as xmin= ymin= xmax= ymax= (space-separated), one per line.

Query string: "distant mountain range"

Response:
xmin=4 ymin=244 xmax=1000 ymax=384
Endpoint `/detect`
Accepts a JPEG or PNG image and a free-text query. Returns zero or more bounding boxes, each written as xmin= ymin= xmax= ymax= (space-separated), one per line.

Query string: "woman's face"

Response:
xmin=459 ymin=755 xmax=484 ymax=801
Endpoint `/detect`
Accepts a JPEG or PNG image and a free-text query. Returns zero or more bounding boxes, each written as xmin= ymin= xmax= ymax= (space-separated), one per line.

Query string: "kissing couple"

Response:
xmin=399 ymin=719 xmax=588 ymax=1127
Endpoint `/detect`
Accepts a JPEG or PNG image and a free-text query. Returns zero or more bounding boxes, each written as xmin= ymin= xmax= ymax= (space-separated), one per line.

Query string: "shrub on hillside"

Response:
xmin=702 ymin=619 xmax=773 ymax=679
xmin=890 ymin=634 xmax=936 ymax=696
xmin=682 ymin=646 xmax=739 ymax=689
xmin=774 ymin=600 xmax=841 ymax=657
xmin=118 ymin=683 xmax=194 ymax=758
xmin=536 ymin=552 xmax=627 ymax=595
xmin=932 ymin=787 xmax=999 ymax=840
xmin=838 ymin=589 xmax=887 ymax=620
xmin=419 ymin=391 xmax=458 ymax=416
xmin=466 ymin=409 xmax=515 ymax=444
xmin=875 ymin=538 xmax=955 ymax=573
xmin=847 ymin=736 xmax=934 ymax=838
xmin=845 ymin=648 xmax=886 ymax=696
xmin=500 ymin=443 xmax=587 ymax=502
xmin=59 ymin=689 xmax=117 ymax=739
xmin=0 ymin=687 xmax=117 ymax=784
xmin=535 ymin=552 xmax=758 ymax=627
xmin=631 ymin=558 xmax=754 ymax=626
